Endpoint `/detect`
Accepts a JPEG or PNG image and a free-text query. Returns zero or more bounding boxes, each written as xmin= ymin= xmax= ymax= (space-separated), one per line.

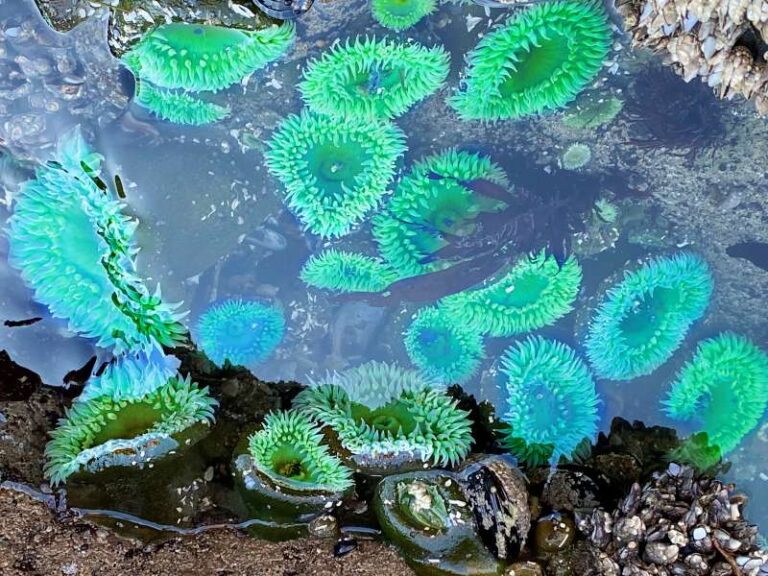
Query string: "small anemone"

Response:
xmin=373 ymin=148 xmax=509 ymax=277
xmin=449 ymin=0 xmax=611 ymax=121
xmin=123 ymin=22 xmax=295 ymax=92
xmin=404 ymin=306 xmax=485 ymax=384
xmin=293 ymin=361 xmax=473 ymax=469
xmin=301 ymin=249 xmax=398 ymax=293
xmin=134 ymin=81 xmax=230 ymax=125
xmin=561 ymin=143 xmax=592 ymax=170
xmin=372 ymin=0 xmax=437 ymax=31
xmin=562 ymin=92 xmax=624 ymax=129
xmin=194 ymin=299 xmax=285 ymax=368
xmin=663 ymin=333 xmax=768 ymax=454
xmin=6 ymin=128 xmax=186 ymax=352
xmin=266 ymin=111 xmax=406 ymax=238
xmin=442 ymin=251 xmax=582 ymax=337
xmin=584 ymin=252 xmax=713 ymax=381
xmin=45 ymin=375 xmax=217 ymax=484
xmin=500 ymin=336 xmax=600 ymax=467
xmin=248 ymin=410 xmax=354 ymax=493
xmin=299 ymin=36 xmax=450 ymax=121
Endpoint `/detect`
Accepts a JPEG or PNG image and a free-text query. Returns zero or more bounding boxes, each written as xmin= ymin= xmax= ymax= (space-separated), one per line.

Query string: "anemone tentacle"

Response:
xmin=449 ymin=0 xmax=611 ymax=121
xmin=500 ymin=336 xmax=600 ymax=466
xmin=301 ymin=249 xmax=398 ymax=293
xmin=372 ymin=0 xmax=437 ymax=31
xmin=584 ymin=252 xmax=713 ymax=381
xmin=135 ymin=82 xmax=230 ymax=125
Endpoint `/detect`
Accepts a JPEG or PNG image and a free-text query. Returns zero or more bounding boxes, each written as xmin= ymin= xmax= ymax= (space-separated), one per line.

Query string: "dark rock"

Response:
xmin=534 ymin=513 xmax=576 ymax=555
xmin=541 ymin=468 xmax=603 ymax=513
xmin=333 ymin=535 xmax=357 ymax=557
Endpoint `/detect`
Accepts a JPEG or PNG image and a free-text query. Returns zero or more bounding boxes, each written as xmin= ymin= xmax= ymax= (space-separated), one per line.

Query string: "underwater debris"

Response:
xmin=265 ymin=110 xmax=406 ymax=238
xmin=194 ymin=299 xmax=285 ymax=368
xmin=449 ymin=0 xmax=611 ymax=120
xmin=499 ymin=336 xmax=601 ymax=467
xmin=134 ymin=82 xmax=231 ymax=126
xmin=584 ymin=252 xmax=713 ymax=381
xmin=372 ymin=0 xmax=437 ymax=31
xmin=561 ymin=143 xmax=592 ymax=170
xmin=299 ymin=36 xmax=450 ymax=121
xmin=300 ymin=249 xmax=397 ymax=293
xmin=293 ymin=361 xmax=473 ymax=472
xmin=663 ymin=333 xmax=768 ymax=455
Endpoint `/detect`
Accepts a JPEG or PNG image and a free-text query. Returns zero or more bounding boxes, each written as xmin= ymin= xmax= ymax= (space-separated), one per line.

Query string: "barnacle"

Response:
xmin=299 ymin=36 xmax=450 ymax=121
xmin=248 ymin=410 xmax=353 ymax=493
xmin=441 ymin=251 xmax=582 ymax=337
xmin=134 ymin=81 xmax=230 ymax=125
xmin=584 ymin=252 xmax=713 ymax=381
xmin=561 ymin=143 xmax=592 ymax=170
xmin=293 ymin=361 xmax=473 ymax=470
xmin=193 ymin=299 xmax=285 ymax=368
xmin=300 ymin=249 xmax=398 ymax=293
xmin=6 ymin=128 xmax=186 ymax=352
xmin=663 ymin=333 xmax=768 ymax=454
xmin=123 ymin=22 xmax=295 ymax=93
xmin=44 ymin=375 xmax=217 ymax=484
xmin=404 ymin=306 xmax=485 ymax=384
xmin=449 ymin=0 xmax=611 ymax=121
xmin=372 ymin=148 xmax=509 ymax=277
xmin=500 ymin=336 xmax=600 ymax=467
xmin=265 ymin=111 xmax=406 ymax=238
xmin=372 ymin=0 xmax=437 ymax=31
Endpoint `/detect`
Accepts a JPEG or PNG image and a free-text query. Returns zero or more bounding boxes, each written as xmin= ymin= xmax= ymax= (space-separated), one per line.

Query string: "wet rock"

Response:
xmin=506 ymin=560 xmax=544 ymax=575
xmin=541 ymin=468 xmax=603 ymax=513
xmin=534 ymin=513 xmax=576 ymax=555
xmin=333 ymin=535 xmax=357 ymax=557
xmin=308 ymin=514 xmax=339 ymax=539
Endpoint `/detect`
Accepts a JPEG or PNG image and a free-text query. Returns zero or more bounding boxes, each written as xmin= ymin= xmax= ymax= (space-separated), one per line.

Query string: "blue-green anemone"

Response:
xmin=301 ymin=249 xmax=398 ymax=293
xmin=134 ymin=81 xmax=230 ymax=125
xmin=500 ymin=336 xmax=600 ymax=466
xmin=265 ymin=111 xmax=406 ymax=238
xmin=372 ymin=148 xmax=509 ymax=277
xmin=123 ymin=22 xmax=295 ymax=93
xmin=561 ymin=143 xmax=592 ymax=170
xmin=404 ymin=306 xmax=485 ymax=384
xmin=372 ymin=0 xmax=437 ymax=31
xmin=194 ymin=299 xmax=285 ymax=368
xmin=299 ymin=36 xmax=450 ymax=121
xmin=663 ymin=333 xmax=768 ymax=455
xmin=293 ymin=361 xmax=473 ymax=469
xmin=45 ymin=375 xmax=217 ymax=484
xmin=584 ymin=252 xmax=713 ymax=381
xmin=248 ymin=410 xmax=354 ymax=493
xmin=6 ymin=128 xmax=186 ymax=352
xmin=441 ymin=251 xmax=582 ymax=337
xmin=449 ymin=0 xmax=611 ymax=121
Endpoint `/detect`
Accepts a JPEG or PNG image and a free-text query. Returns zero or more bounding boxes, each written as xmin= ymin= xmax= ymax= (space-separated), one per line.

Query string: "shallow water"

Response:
xmin=1 ymin=0 xmax=767 ymax=549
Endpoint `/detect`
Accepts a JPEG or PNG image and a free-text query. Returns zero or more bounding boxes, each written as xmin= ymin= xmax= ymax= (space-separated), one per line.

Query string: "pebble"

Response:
xmin=333 ymin=535 xmax=357 ymax=557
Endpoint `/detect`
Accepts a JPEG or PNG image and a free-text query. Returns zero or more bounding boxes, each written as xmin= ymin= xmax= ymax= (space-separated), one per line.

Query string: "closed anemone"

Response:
xmin=134 ymin=81 xmax=230 ymax=125
xmin=561 ymin=143 xmax=592 ymax=170
xmin=266 ymin=111 xmax=406 ymax=238
xmin=123 ymin=22 xmax=295 ymax=93
xmin=372 ymin=0 xmax=437 ymax=31
xmin=442 ymin=251 xmax=582 ymax=337
xmin=300 ymin=249 xmax=398 ymax=293
xmin=194 ymin=299 xmax=285 ymax=368
xmin=293 ymin=361 xmax=473 ymax=470
xmin=44 ymin=375 xmax=217 ymax=484
xmin=299 ymin=36 xmax=450 ymax=120
xmin=584 ymin=252 xmax=713 ymax=381
xmin=663 ymin=333 xmax=768 ymax=455
xmin=404 ymin=306 xmax=485 ymax=384
xmin=248 ymin=410 xmax=353 ymax=493
xmin=373 ymin=148 xmax=509 ymax=277
xmin=500 ymin=336 xmax=600 ymax=467
xmin=6 ymin=128 xmax=186 ymax=352
xmin=449 ymin=0 xmax=611 ymax=120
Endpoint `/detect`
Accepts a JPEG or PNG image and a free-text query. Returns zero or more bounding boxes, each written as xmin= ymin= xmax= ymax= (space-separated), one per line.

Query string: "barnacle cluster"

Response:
xmin=300 ymin=249 xmax=397 ymax=293
xmin=450 ymin=0 xmax=611 ymax=120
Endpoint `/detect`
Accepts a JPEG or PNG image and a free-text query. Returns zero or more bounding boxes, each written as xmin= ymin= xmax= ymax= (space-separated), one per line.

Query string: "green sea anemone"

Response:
xmin=663 ymin=333 xmax=768 ymax=454
xmin=123 ymin=22 xmax=295 ymax=93
xmin=561 ymin=143 xmax=592 ymax=170
xmin=300 ymin=249 xmax=398 ymax=293
xmin=594 ymin=198 xmax=618 ymax=223
xmin=6 ymin=128 xmax=186 ymax=352
xmin=441 ymin=251 xmax=582 ymax=337
xmin=449 ymin=0 xmax=611 ymax=121
xmin=134 ymin=81 xmax=230 ymax=125
xmin=373 ymin=148 xmax=509 ymax=277
xmin=247 ymin=410 xmax=354 ymax=493
xmin=45 ymin=375 xmax=217 ymax=484
xmin=404 ymin=306 xmax=485 ymax=384
xmin=584 ymin=252 xmax=713 ymax=381
xmin=194 ymin=299 xmax=285 ymax=368
xmin=500 ymin=336 xmax=600 ymax=466
xmin=372 ymin=0 xmax=437 ymax=31
xmin=299 ymin=36 xmax=450 ymax=121
xmin=293 ymin=361 xmax=473 ymax=470
xmin=265 ymin=111 xmax=406 ymax=238
xmin=562 ymin=92 xmax=624 ymax=129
